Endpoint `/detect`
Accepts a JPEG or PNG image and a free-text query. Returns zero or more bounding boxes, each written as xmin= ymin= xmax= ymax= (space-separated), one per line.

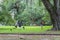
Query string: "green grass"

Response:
xmin=0 ymin=26 xmax=53 ymax=34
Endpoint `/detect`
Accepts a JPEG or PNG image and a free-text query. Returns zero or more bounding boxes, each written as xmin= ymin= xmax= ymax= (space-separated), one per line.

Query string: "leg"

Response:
xmin=15 ymin=25 xmax=17 ymax=28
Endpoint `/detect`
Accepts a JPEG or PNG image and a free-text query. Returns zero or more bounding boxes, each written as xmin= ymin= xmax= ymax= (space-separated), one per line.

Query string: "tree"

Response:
xmin=41 ymin=0 xmax=60 ymax=30
xmin=10 ymin=0 xmax=26 ymax=20
xmin=0 ymin=0 xmax=15 ymax=25
xmin=0 ymin=0 xmax=51 ymax=26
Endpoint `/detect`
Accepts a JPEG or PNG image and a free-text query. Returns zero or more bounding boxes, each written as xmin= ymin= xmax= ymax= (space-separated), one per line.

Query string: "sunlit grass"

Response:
xmin=0 ymin=26 xmax=52 ymax=33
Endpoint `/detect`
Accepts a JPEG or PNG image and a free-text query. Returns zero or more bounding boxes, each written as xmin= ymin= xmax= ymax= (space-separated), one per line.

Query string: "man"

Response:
xmin=17 ymin=20 xmax=22 ymax=27
xmin=40 ymin=20 xmax=45 ymax=26
xmin=15 ymin=20 xmax=22 ymax=28
xmin=40 ymin=20 xmax=45 ymax=30
xmin=15 ymin=20 xmax=25 ymax=29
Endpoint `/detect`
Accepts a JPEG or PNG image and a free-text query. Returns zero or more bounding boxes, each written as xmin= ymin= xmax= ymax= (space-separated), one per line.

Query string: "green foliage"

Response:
xmin=0 ymin=0 xmax=15 ymax=25
xmin=0 ymin=0 xmax=51 ymax=26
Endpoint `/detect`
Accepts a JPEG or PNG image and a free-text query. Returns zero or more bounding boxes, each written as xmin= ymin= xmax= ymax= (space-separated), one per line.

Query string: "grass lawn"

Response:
xmin=0 ymin=26 xmax=53 ymax=34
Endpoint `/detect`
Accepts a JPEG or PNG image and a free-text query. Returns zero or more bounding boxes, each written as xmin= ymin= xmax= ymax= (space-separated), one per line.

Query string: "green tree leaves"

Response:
xmin=0 ymin=0 xmax=51 ymax=26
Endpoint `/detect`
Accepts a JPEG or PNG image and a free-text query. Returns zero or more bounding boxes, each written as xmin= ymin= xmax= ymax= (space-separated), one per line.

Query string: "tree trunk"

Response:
xmin=53 ymin=15 xmax=60 ymax=30
xmin=51 ymin=15 xmax=59 ymax=30
xmin=49 ymin=10 xmax=58 ymax=30
xmin=55 ymin=0 xmax=60 ymax=30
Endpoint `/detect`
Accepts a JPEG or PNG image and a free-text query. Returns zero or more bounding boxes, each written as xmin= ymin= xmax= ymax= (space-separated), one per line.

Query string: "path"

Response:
xmin=0 ymin=34 xmax=60 ymax=40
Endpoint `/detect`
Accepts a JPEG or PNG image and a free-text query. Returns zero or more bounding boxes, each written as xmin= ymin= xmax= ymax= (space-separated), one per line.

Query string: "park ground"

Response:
xmin=0 ymin=26 xmax=60 ymax=40
xmin=0 ymin=34 xmax=60 ymax=40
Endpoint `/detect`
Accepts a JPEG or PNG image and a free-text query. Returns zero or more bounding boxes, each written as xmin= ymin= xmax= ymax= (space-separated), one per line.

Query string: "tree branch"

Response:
xmin=42 ymin=0 xmax=53 ymax=14
xmin=54 ymin=0 xmax=58 ymax=14
xmin=42 ymin=0 xmax=58 ymax=16
xmin=54 ymin=0 xmax=57 ymax=7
